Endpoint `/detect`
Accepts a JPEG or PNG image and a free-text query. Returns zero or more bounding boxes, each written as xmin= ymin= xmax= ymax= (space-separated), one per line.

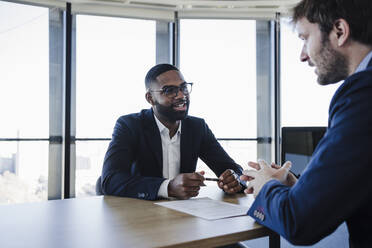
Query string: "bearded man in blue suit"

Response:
xmin=241 ymin=0 xmax=372 ymax=247
xmin=101 ymin=64 xmax=244 ymax=200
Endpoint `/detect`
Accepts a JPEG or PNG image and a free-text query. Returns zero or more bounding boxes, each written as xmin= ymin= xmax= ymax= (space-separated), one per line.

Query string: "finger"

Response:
xmin=229 ymin=184 xmax=242 ymax=193
xmin=223 ymin=180 xmax=239 ymax=191
xmin=242 ymin=169 xmax=258 ymax=178
xmin=196 ymin=171 xmax=207 ymax=186
xmin=188 ymin=172 xmax=205 ymax=181
xmin=183 ymin=186 xmax=201 ymax=192
xmin=226 ymin=184 xmax=242 ymax=194
xmin=275 ymin=161 xmax=292 ymax=180
xmin=245 ymin=182 xmax=255 ymax=194
xmin=244 ymin=188 xmax=253 ymax=194
xmin=219 ymin=169 xmax=234 ymax=181
xmin=258 ymin=159 xmax=270 ymax=169
xmin=220 ymin=173 xmax=236 ymax=184
xmin=282 ymin=161 xmax=292 ymax=171
xmin=271 ymin=162 xmax=281 ymax=169
xmin=187 ymin=191 xmax=199 ymax=198
xmin=196 ymin=171 xmax=205 ymax=176
xmin=240 ymin=175 xmax=254 ymax=181
xmin=248 ymin=161 xmax=260 ymax=170
xmin=225 ymin=179 xmax=239 ymax=188
xmin=180 ymin=190 xmax=198 ymax=199
xmin=183 ymin=179 xmax=205 ymax=187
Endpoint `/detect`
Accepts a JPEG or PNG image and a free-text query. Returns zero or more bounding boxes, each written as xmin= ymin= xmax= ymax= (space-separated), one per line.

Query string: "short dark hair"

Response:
xmin=292 ymin=0 xmax=372 ymax=46
xmin=145 ymin=64 xmax=179 ymax=89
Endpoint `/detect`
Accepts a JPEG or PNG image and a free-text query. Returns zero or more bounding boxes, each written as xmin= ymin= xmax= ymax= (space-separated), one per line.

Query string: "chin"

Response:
xmin=174 ymin=110 xmax=188 ymax=120
xmin=176 ymin=112 xmax=188 ymax=120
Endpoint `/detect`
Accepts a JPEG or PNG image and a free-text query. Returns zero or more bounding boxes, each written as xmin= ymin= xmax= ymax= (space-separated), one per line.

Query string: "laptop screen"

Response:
xmin=281 ymin=127 xmax=326 ymax=177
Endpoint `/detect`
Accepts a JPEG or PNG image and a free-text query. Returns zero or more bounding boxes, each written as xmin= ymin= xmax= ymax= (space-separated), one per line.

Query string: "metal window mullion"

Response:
xmin=49 ymin=7 xmax=64 ymax=200
xmin=155 ymin=13 xmax=179 ymax=67
xmin=69 ymin=13 xmax=77 ymax=199
xmin=273 ymin=13 xmax=281 ymax=164
xmin=156 ymin=21 xmax=172 ymax=64
xmin=256 ymin=20 xmax=274 ymax=163
xmin=63 ymin=2 xmax=76 ymax=199
xmin=171 ymin=12 xmax=180 ymax=67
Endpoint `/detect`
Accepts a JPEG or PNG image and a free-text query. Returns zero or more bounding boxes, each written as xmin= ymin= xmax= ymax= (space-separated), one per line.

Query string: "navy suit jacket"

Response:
xmin=101 ymin=109 xmax=243 ymax=200
xmin=248 ymin=60 xmax=372 ymax=247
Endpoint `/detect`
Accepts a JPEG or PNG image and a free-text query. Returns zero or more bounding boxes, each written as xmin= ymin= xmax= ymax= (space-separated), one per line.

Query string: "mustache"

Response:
xmin=172 ymin=99 xmax=189 ymax=106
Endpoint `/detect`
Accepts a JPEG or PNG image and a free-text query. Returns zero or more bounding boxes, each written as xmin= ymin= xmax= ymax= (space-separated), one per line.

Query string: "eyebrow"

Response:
xmin=164 ymin=82 xmax=186 ymax=87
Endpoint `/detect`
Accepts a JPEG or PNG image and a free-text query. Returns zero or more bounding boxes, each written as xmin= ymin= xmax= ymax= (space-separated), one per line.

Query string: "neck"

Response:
xmin=346 ymin=43 xmax=372 ymax=75
xmin=154 ymin=112 xmax=180 ymax=138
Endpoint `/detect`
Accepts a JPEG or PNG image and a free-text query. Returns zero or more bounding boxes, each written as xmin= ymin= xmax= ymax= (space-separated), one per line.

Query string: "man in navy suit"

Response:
xmin=241 ymin=0 xmax=372 ymax=247
xmin=101 ymin=64 xmax=244 ymax=200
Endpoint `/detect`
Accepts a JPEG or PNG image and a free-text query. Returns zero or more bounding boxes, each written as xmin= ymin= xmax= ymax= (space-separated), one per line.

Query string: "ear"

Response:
xmin=332 ymin=18 xmax=350 ymax=47
xmin=145 ymin=92 xmax=154 ymax=105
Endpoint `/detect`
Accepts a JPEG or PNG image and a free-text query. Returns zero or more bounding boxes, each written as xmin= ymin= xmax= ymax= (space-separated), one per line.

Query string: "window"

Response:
xmin=75 ymin=15 xmax=156 ymax=197
xmin=0 ymin=1 xmax=49 ymax=204
xmin=180 ymin=19 xmax=257 ymax=175
xmin=280 ymin=19 xmax=338 ymax=127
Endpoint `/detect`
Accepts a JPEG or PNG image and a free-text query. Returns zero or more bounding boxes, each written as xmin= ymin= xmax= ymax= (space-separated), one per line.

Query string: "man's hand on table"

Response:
xmin=218 ymin=169 xmax=242 ymax=194
xmin=168 ymin=171 xmax=205 ymax=199
xmin=240 ymin=160 xmax=294 ymax=198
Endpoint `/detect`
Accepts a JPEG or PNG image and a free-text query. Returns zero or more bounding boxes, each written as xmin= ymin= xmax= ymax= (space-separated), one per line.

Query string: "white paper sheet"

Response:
xmin=155 ymin=197 xmax=249 ymax=220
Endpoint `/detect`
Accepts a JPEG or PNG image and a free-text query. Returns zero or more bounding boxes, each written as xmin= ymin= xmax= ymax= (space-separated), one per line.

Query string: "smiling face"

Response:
xmin=146 ymin=70 xmax=190 ymax=124
xmin=296 ymin=17 xmax=349 ymax=85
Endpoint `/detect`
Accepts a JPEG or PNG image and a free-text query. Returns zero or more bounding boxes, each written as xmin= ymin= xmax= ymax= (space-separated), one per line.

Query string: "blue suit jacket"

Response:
xmin=101 ymin=109 xmax=243 ymax=200
xmin=248 ymin=61 xmax=372 ymax=247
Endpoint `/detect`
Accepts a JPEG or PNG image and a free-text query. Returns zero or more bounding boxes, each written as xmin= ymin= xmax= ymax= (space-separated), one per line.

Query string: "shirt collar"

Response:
xmin=153 ymin=113 xmax=182 ymax=135
xmin=355 ymin=50 xmax=372 ymax=74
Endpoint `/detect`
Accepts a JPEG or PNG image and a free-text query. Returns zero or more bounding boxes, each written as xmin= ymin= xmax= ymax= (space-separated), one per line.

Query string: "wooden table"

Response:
xmin=0 ymin=182 xmax=279 ymax=248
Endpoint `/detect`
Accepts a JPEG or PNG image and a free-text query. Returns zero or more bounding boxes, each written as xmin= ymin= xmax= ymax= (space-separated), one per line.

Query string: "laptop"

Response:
xmin=281 ymin=127 xmax=326 ymax=177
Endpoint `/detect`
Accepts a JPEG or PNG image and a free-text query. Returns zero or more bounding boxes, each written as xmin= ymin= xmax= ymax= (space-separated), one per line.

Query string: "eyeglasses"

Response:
xmin=150 ymin=82 xmax=193 ymax=98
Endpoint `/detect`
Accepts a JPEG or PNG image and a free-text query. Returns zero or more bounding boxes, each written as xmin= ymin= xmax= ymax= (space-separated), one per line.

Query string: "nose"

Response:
xmin=300 ymin=44 xmax=309 ymax=62
xmin=174 ymin=88 xmax=186 ymax=99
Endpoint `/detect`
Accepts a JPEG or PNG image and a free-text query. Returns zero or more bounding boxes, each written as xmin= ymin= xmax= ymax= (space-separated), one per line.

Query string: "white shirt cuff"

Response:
xmin=158 ymin=179 xmax=170 ymax=198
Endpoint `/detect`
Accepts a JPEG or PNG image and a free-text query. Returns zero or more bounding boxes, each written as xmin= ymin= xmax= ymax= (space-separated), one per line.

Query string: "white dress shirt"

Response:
xmin=154 ymin=114 xmax=182 ymax=198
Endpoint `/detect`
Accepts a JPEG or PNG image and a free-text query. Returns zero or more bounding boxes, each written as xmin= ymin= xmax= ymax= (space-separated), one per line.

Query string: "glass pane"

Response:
xmin=75 ymin=140 xmax=110 ymax=197
xmin=76 ymin=15 xmax=156 ymax=138
xmin=180 ymin=19 xmax=257 ymax=138
xmin=197 ymin=141 xmax=257 ymax=177
xmin=280 ymin=19 xmax=339 ymax=127
xmin=76 ymin=140 xmax=256 ymax=195
xmin=0 ymin=1 xmax=49 ymax=138
xmin=0 ymin=141 xmax=48 ymax=204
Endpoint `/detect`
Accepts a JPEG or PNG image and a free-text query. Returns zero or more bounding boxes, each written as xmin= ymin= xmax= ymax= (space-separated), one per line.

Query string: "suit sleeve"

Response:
xmin=198 ymin=121 xmax=244 ymax=177
xmin=248 ymin=78 xmax=372 ymax=245
xmin=101 ymin=117 xmax=165 ymax=200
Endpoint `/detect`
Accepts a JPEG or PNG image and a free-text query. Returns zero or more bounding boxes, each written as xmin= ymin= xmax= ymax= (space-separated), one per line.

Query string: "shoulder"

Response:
xmin=183 ymin=115 xmax=207 ymax=128
xmin=117 ymin=109 xmax=151 ymax=125
xmin=114 ymin=109 xmax=153 ymax=133
xmin=329 ymin=69 xmax=372 ymax=112
xmin=331 ymin=69 xmax=372 ymax=105
xmin=328 ymin=69 xmax=372 ymax=128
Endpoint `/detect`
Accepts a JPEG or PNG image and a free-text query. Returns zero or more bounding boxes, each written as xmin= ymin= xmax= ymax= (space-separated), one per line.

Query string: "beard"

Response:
xmin=314 ymin=37 xmax=349 ymax=85
xmin=154 ymin=99 xmax=190 ymax=122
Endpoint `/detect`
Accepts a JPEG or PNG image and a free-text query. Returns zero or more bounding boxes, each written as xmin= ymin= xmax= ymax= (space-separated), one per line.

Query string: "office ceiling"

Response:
xmin=25 ymin=0 xmax=301 ymax=19
xmin=78 ymin=0 xmax=300 ymax=13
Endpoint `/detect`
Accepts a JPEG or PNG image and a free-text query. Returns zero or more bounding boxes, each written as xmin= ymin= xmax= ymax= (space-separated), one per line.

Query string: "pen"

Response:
xmin=204 ymin=177 xmax=220 ymax=182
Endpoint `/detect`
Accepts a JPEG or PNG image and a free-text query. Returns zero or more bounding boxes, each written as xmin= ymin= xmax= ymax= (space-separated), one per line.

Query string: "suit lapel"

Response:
xmin=143 ymin=109 xmax=163 ymax=173
xmin=180 ymin=118 xmax=193 ymax=173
